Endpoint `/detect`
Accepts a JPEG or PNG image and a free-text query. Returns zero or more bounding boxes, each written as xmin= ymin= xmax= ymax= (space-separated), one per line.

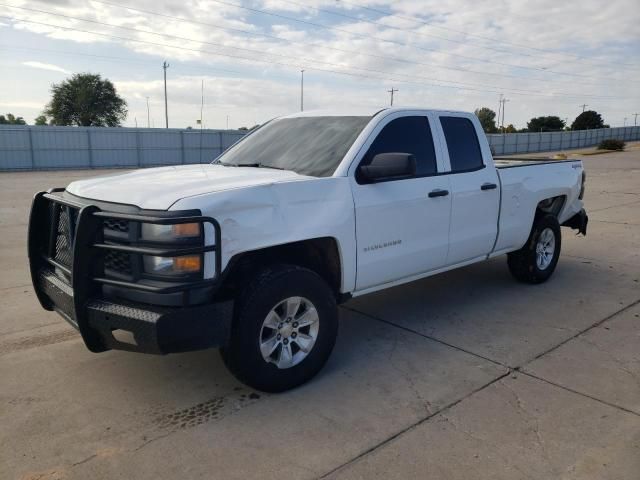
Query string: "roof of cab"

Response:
xmin=280 ymin=107 xmax=472 ymax=119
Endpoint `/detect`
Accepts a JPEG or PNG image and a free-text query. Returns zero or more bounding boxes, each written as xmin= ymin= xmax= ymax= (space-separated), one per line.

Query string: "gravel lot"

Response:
xmin=1 ymin=145 xmax=639 ymax=479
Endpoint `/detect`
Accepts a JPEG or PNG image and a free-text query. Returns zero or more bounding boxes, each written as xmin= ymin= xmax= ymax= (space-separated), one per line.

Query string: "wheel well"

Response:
xmin=219 ymin=238 xmax=342 ymax=298
xmin=536 ymin=196 xmax=566 ymax=218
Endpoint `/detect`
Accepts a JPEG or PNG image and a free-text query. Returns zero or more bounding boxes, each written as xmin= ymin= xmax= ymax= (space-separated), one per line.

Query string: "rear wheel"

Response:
xmin=507 ymin=214 xmax=561 ymax=284
xmin=221 ymin=264 xmax=338 ymax=392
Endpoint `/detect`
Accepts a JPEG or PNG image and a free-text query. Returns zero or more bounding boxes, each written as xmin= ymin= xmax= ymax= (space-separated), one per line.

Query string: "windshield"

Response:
xmin=217 ymin=116 xmax=371 ymax=177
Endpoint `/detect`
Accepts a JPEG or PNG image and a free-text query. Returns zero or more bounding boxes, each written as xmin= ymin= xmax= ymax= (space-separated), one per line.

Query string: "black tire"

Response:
xmin=507 ymin=214 xmax=561 ymax=284
xmin=220 ymin=264 xmax=338 ymax=392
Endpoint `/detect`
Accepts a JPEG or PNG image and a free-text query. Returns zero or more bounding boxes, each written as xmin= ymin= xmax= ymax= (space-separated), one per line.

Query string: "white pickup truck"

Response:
xmin=29 ymin=108 xmax=588 ymax=392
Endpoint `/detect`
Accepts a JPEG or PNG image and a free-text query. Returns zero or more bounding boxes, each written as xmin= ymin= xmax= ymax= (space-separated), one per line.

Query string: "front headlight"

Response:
xmin=140 ymin=222 xmax=201 ymax=242
xmin=143 ymin=254 xmax=202 ymax=275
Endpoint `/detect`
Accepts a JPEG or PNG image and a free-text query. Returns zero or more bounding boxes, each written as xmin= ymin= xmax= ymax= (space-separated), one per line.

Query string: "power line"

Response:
xmin=7 ymin=45 xmax=627 ymax=125
xmin=0 ymin=6 xmax=559 ymax=95
xmin=197 ymin=0 xmax=630 ymax=82
xmin=0 ymin=14 xmax=557 ymax=96
xmin=273 ymin=0 xmax=537 ymax=60
xmin=335 ymin=0 xmax=640 ymax=71
xmin=6 ymin=0 xmax=613 ymax=89
xmin=1 ymin=15 xmax=629 ymax=101
xmin=7 ymin=48 xmax=627 ymax=127
xmin=1 ymin=11 xmax=629 ymax=101
xmin=0 ymin=44 xmax=250 ymax=77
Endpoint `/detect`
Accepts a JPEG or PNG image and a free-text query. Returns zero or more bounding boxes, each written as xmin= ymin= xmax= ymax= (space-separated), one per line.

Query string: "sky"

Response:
xmin=1 ymin=0 xmax=639 ymax=129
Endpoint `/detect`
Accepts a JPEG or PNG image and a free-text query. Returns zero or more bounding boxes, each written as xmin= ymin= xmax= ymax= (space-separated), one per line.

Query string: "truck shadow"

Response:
xmin=341 ymin=254 xmax=634 ymax=368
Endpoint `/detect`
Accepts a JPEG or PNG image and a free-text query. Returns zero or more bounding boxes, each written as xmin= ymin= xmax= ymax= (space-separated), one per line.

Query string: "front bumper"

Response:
xmin=29 ymin=190 xmax=233 ymax=354
xmin=37 ymin=268 xmax=232 ymax=354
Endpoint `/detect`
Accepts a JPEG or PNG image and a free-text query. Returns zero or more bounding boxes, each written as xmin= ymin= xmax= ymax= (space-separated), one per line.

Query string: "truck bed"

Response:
xmin=494 ymin=157 xmax=581 ymax=169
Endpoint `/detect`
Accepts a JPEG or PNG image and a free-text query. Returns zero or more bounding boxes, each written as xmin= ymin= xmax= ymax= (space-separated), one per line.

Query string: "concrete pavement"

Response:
xmin=1 ymin=146 xmax=639 ymax=479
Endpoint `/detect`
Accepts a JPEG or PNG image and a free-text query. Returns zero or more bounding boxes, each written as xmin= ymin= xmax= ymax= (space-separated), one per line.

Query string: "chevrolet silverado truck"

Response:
xmin=28 ymin=108 xmax=588 ymax=392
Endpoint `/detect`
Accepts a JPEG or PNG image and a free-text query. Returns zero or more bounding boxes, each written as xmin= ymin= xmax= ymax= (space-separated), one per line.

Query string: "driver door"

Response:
xmin=351 ymin=113 xmax=451 ymax=291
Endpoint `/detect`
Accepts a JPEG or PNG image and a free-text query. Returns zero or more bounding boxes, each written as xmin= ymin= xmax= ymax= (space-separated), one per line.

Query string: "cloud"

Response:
xmin=3 ymin=0 xmax=639 ymax=128
xmin=22 ymin=61 xmax=71 ymax=74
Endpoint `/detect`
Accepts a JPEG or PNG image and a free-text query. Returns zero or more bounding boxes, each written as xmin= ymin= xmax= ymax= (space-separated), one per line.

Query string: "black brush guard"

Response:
xmin=28 ymin=190 xmax=233 ymax=354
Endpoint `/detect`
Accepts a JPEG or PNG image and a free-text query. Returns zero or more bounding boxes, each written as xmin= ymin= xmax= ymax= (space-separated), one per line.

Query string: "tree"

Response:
xmin=571 ymin=110 xmax=605 ymax=130
xmin=504 ymin=124 xmax=517 ymax=133
xmin=526 ymin=116 xmax=565 ymax=132
xmin=0 ymin=113 xmax=27 ymax=125
xmin=44 ymin=73 xmax=127 ymax=126
xmin=474 ymin=107 xmax=498 ymax=133
xmin=34 ymin=115 xmax=48 ymax=126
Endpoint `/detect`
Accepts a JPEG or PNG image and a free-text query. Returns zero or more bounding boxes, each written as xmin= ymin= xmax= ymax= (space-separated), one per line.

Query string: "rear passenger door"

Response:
xmin=437 ymin=115 xmax=500 ymax=265
xmin=351 ymin=113 xmax=451 ymax=291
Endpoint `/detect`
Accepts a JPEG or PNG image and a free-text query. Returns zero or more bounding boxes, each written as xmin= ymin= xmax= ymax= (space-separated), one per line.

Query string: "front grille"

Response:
xmin=104 ymin=250 xmax=133 ymax=276
xmin=53 ymin=206 xmax=78 ymax=268
xmin=103 ymin=218 xmax=129 ymax=233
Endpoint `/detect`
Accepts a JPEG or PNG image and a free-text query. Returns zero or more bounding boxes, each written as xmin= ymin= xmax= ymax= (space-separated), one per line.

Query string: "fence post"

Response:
xmin=28 ymin=127 xmax=35 ymax=169
xmin=218 ymin=131 xmax=223 ymax=158
xmin=86 ymin=128 xmax=93 ymax=168
xmin=538 ymin=132 xmax=542 ymax=153
xmin=180 ymin=130 xmax=186 ymax=164
xmin=136 ymin=130 xmax=142 ymax=167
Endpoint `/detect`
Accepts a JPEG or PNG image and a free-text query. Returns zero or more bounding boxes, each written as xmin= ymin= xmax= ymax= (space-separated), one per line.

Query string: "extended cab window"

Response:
xmin=360 ymin=116 xmax=437 ymax=178
xmin=440 ymin=116 xmax=484 ymax=172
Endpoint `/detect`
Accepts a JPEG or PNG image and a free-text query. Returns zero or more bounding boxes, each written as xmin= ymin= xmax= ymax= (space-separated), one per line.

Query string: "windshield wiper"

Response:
xmin=231 ymin=163 xmax=286 ymax=171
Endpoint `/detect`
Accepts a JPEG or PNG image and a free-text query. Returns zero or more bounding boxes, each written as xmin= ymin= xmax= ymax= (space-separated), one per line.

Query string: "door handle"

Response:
xmin=481 ymin=183 xmax=497 ymax=191
xmin=428 ymin=189 xmax=449 ymax=198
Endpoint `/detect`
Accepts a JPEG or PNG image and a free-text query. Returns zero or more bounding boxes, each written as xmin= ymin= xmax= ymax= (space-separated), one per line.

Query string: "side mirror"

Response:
xmin=358 ymin=153 xmax=417 ymax=183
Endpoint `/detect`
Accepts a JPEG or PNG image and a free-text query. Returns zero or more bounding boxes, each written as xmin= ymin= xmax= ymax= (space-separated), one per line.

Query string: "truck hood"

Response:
xmin=66 ymin=164 xmax=307 ymax=210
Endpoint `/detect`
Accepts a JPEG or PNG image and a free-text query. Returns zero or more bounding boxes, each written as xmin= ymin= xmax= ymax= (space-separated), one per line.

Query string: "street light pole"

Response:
xmin=300 ymin=69 xmax=304 ymax=112
xmin=501 ymin=97 xmax=509 ymax=133
xmin=145 ymin=96 xmax=150 ymax=128
xmin=162 ymin=61 xmax=170 ymax=128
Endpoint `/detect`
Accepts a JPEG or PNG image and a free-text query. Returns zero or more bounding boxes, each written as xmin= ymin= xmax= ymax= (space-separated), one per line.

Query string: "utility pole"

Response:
xmin=579 ymin=104 xmax=588 ymax=113
xmin=300 ymin=69 xmax=304 ymax=112
xmin=162 ymin=61 xmax=170 ymax=128
xmin=226 ymin=115 xmax=229 ymax=130
xmin=388 ymin=87 xmax=398 ymax=106
xmin=199 ymin=80 xmax=204 ymax=163
xmin=500 ymin=97 xmax=509 ymax=133
xmin=633 ymin=113 xmax=638 ymax=126
xmin=624 ymin=117 xmax=627 ymax=127
xmin=200 ymin=80 xmax=204 ymax=129
xmin=145 ymin=96 xmax=150 ymax=128
xmin=497 ymin=93 xmax=503 ymax=130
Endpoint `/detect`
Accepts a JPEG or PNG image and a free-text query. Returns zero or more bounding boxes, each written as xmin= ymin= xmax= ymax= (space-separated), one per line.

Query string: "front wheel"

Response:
xmin=221 ymin=264 xmax=338 ymax=392
xmin=507 ymin=214 xmax=561 ymax=284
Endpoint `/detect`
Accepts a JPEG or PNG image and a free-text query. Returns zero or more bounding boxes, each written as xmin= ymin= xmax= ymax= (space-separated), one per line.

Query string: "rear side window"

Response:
xmin=440 ymin=116 xmax=484 ymax=172
xmin=360 ymin=116 xmax=437 ymax=177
